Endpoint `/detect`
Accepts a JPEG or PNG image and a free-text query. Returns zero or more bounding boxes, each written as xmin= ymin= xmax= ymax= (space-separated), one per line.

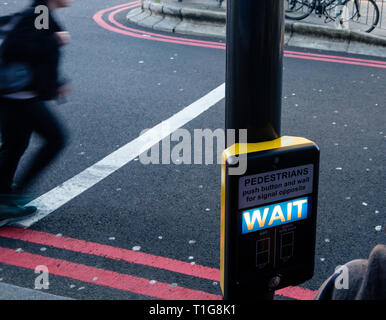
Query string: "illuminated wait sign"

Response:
xmin=241 ymin=197 xmax=309 ymax=234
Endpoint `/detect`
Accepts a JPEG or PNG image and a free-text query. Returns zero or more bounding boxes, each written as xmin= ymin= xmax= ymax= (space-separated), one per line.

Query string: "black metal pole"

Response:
xmin=225 ymin=0 xmax=284 ymax=144
xmin=223 ymin=0 xmax=284 ymax=300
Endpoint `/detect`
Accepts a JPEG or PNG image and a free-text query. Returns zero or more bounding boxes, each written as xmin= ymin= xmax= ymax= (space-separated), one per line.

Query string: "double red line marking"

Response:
xmin=93 ymin=1 xmax=225 ymax=50
xmin=0 ymin=227 xmax=220 ymax=300
xmin=285 ymin=50 xmax=386 ymax=69
xmin=94 ymin=1 xmax=386 ymax=69
xmin=0 ymin=227 xmax=317 ymax=300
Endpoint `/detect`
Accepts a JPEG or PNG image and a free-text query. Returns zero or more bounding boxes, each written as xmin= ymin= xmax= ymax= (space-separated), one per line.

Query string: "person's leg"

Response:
xmin=0 ymin=98 xmax=37 ymax=225
xmin=0 ymin=99 xmax=33 ymax=195
xmin=16 ymin=100 xmax=68 ymax=192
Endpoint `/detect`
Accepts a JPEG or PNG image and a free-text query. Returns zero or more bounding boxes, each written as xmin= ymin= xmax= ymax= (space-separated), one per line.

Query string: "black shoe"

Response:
xmin=0 ymin=204 xmax=37 ymax=227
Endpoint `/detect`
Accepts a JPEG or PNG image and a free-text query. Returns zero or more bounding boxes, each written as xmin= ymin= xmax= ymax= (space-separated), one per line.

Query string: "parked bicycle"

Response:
xmin=285 ymin=0 xmax=380 ymax=33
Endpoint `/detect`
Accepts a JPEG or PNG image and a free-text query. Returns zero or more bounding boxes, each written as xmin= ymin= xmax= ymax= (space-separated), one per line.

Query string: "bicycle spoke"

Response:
xmin=334 ymin=0 xmax=379 ymax=32
xmin=285 ymin=0 xmax=314 ymax=20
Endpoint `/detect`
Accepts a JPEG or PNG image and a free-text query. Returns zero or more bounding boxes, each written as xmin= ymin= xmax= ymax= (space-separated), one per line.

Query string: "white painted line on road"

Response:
xmin=17 ymin=83 xmax=226 ymax=228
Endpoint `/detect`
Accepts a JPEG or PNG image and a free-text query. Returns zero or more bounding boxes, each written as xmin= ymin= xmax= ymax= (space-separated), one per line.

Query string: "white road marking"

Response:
xmin=16 ymin=83 xmax=226 ymax=228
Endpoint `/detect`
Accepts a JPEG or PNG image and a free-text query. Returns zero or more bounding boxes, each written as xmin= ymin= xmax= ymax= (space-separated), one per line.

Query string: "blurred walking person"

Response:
xmin=0 ymin=0 xmax=72 ymax=227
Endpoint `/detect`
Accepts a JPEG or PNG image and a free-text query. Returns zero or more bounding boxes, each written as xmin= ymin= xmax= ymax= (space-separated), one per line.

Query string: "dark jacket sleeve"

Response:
xmin=0 ymin=8 xmax=62 ymax=100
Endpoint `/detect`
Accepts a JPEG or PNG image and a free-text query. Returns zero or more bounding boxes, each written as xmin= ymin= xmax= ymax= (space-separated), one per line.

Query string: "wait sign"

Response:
xmin=220 ymin=136 xmax=320 ymax=299
xmin=241 ymin=197 xmax=309 ymax=234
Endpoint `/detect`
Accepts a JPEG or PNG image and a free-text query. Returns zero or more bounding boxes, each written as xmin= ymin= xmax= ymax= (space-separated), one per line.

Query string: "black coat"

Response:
xmin=0 ymin=8 xmax=64 ymax=100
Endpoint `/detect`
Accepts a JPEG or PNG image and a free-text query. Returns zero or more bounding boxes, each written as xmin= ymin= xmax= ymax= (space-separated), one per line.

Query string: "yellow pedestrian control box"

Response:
xmin=220 ymin=136 xmax=320 ymax=299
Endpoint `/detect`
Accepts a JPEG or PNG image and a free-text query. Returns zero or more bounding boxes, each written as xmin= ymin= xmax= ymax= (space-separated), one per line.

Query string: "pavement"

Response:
xmin=0 ymin=282 xmax=71 ymax=300
xmin=127 ymin=0 xmax=386 ymax=58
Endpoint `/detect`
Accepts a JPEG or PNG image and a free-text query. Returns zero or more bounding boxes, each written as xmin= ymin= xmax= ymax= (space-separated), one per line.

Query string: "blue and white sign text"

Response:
xmin=241 ymin=197 xmax=309 ymax=234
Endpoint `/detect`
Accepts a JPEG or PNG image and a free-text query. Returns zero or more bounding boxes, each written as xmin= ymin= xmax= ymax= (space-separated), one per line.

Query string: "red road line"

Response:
xmin=0 ymin=246 xmax=220 ymax=300
xmin=96 ymin=1 xmax=139 ymax=13
xmin=96 ymin=1 xmax=386 ymax=69
xmin=0 ymin=227 xmax=219 ymax=281
xmin=108 ymin=3 xmax=226 ymax=46
xmin=0 ymin=227 xmax=317 ymax=300
xmin=284 ymin=53 xmax=386 ymax=69
xmin=284 ymin=50 xmax=386 ymax=66
xmin=276 ymin=286 xmax=316 ymax=300
xmin=93 ymin=5 xmax=223 ymax=49
xmin=92 ymin=2 xmax=139 ymax=35
xmin=108 ymin=8 xmax=225 ymax=49
xmin=93 ymin=2 xmax=224 ymax=50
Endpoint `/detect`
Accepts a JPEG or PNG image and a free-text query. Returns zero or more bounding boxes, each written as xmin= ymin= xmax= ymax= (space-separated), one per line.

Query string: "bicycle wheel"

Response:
xmin=327 ymin=0 xmax=379 ymax=33
xmin=285 ymin=0 xmax=315 ymax=20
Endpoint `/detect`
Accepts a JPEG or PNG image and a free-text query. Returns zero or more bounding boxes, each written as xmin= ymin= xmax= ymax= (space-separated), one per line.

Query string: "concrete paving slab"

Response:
xmin=128 ymin=9 xmax=152 ymax=24
xmin=174 ymin=20 xmax=225 ymax=38
xmin=0 ymin=282 xmax=72 ymax=300
xmin=139 ymin=14 xmax=165 ymax=29
xmin=348 ymin=41 xmax=386 ymax=57
xmin=126 ymin=7 xmax=143 ymax=20
xmin=153 ymin=16 xmax=182 ymax=33
xmin=288 ymin=34 xmax=350 ymax=52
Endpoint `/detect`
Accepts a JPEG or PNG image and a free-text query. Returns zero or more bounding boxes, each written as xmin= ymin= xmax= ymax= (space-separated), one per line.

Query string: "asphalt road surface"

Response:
xmin=0 ymin=0 xmax=385 ymax=301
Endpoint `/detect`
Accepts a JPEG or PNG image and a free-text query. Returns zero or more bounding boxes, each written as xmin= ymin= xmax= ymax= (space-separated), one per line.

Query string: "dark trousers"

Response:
xmin=0 ymin=97 xmax=68 ymax=194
